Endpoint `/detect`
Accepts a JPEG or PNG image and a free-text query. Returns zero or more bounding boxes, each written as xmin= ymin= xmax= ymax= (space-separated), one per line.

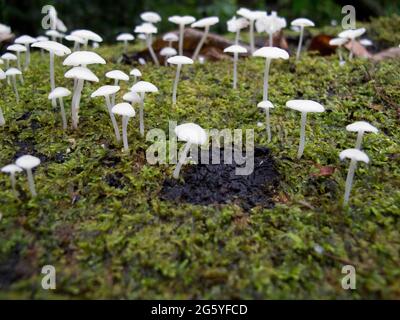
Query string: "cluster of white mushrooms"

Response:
xmin=0 ymin=6 xmax=380 ymax=206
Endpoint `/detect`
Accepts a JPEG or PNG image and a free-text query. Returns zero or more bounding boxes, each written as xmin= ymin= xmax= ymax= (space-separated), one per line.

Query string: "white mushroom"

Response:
xmin=191 ymin=17 xmax=219 ymax=61
xmin=160 ymin=47 xmax=177 ymax=66
xmin=360 ymin=39 xmax=373 ymax=47
xmin=123 ymin=91 xmax=142 ymax=108
xmin=131 ymin=81 xmax=158 ymax=136
xmin=339 ymin=28 xmax=366 ymax=60
xmin=1 ymin=52 xmax=17 ymax=69
xmin=291 ymin=18 xmax=315 ymax=61
xmin=5 ymin=68 xmax=22 ymax=103
xmin=15 ymin=155 xmax=41 ymax=197
xmin=0 ymin=69 xmax=5 ymax=125
xmin=134 ymin=23 xmax=159 ymax=66
xmin=346 ymin=121 xmax=378 ymax=149
xmin=91 ymin=85 xmax=121 ymax=142
xmin=105 ymin=70 xmax=129 ymax=105
xmin=117 ymin=33 xmax=135 ymax=55
xmin=255 ymin=11 xmax=286 ymax=47
xmin=46 ymin=30 xmax=64 ymax=42
xmin=163 ymin=32 xmax=179 ymax=47
xmin=65 ymin=35 xmax=85 ymax=51
xmin=130 ymin=68 xmax=142 ymax=84
xmin=7 ymin=44 xmax=26 ymax=73
xmin=48 ymin=87 xmax=71 ymax=130
xmin=70 ymin=29 xmax=103 ymax=50
xmin=168 ymin=16 xmax=196 ymax=55
xmin=237 ymin=8 xmax=266 ymax=53
xmin=63 ymin=51 xmax=106 ymax=67
xmin=286 ymin=100 xmax=325 ymax=159
xmin=35 ymin=36 xmax=49 ymax=58
xmin=1 ymin=164 xmax=23 ymax=197
xmin=227 ymin=16 xmax=249 ymax=45
xmin=257 ymin=100 xmax=274 ymax=143
xmin=112 ymin=103 xmax=136 ymax=152
xmin=339 ymin=149 xmax=370 ymax=206
xmin=224 ymin=45 xmax=247 ymax=89
xmin=141 ymin=12 xmax=162 ymax=24
xmin=167 ymin=55 xmax=194 ymax=105
xmin=65 ymin=67 xmax=99 ymax=129
xmin=329 ymin=37 xmax=348 ymax=65
xmin=14 ymin=35 xmax=37 ymax=70
xmin=253 ymin=47 xmax=289 ymax=101
xmin=173 ymin=123 xmax=207 ymax=179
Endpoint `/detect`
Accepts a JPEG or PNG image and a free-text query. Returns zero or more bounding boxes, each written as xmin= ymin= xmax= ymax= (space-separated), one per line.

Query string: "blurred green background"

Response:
xmin=1 ymin=0 xmax=399 ymax=41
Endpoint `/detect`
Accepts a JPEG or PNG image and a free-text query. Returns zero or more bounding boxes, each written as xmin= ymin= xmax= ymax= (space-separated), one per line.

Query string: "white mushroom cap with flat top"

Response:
xmin=63 ymin=51 xmax=106 ymax=66
xmin=71 ymin=29 xmax=103 ymax=43
xmin=117 ymin=33 xmax=135 ymax=41
xmin=16 ymin=155 xmax=41 ymax=170
xmin=1 ymin=164 xmax=22 ymax=174
xmin=5 ymin=68 xmax=22 ymax=76
xmin=32 ymin=41 xmax=71 ymax=56
xmin=160 ymin=47 xmax=177 ymax=57
xmin=112 ymin=102 xmax=136 ymax=118
xmin=134 ymin=23 xmax=157 ymax=34
xmin=123 ymin=92 xmax=142 ymax=104
xmin=48 ymin=87 xmax=71 ymax=99
xmin=1 ymin=53 xmax=17 ymax=61
xmin=163 ymin=33 xmax=179 ymax=42
xmin=65 ymin=67 xmax=99 ymax=82
xmin=91 ymin=85 xmax=120 ymax=98
xmin=258 ymin=101 xmax=274 ymax=109
xmin=339 ymin=149 xmax=369 ymax=163
xmin=175 ymin=123 xmax=207 ymax=145
xmin=131 ymin=81 xmax=158 ymax=93
xmin=291 ymin=18 xmax=315 ymax=27
xmin=141 ymin=12 xmax=162 ymax=24
xmin=106 ymin=70 xmax=129 ymax=82
xmin=192 ymin=17 xmax=219 ymax=28
xmin=286 ymin=100 xmax=325 ymax=113
xmin=346 ymin=121 xmax=378 ymax=133
xmin=169 ymin=16 xmax=196 ymax=26
xmin=15 ymin=35 xmax=37 ymax=45
xmin=224 ymin=45 xmax=247 ymax=54
xmin=7 ymin=44 xmax=27 ymax=53
xmin=167 ymin=55 xmax=194 ymax=65
xmin=65 ymin=35 xmax=85 ymax=44
xmin=253 ymin=47 xmax=289 ymax=60
xmin=339 ymin=28 xmax=366 ymax=40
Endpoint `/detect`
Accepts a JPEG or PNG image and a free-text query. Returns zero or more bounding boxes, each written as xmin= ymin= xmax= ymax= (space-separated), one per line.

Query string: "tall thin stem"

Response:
xmin=59 ymin=97 xmax=67 ymax=130
xmin=112 ymin=79 xmax=119 ymax=106
xmin=266 ymin=108 xmax=271 ymax=143
xmin=25 ymin=47 xmax=30 ymax=70
xmin=343 ymin=160 xmax=357 ymax=206
xmin=192 ymin=26 xmax=209 ymax=61
xmin=297 ymin=112 xmax=307 ymax=159
xmin=10 ymin=173 xmax=18 ymax=197
xmin=139 ymin=92 xmax=145 ymax=136
xmin=233 ymin=52 xmax=238 ymax=89
xmin=26 ymin=169 xmax=37 ymax=197
xmin=249 ymin=21 xmax=255 ymax=53
xmin=235 ymin=29 xmax=240 ymax=45
xmin=0 ymin=107 xmax=5 ymax=126
xmin=147 ymin=34 xmax=159 ymax=66
xmin=173 ymin=142 xmax=191 ymax=179
xmin=263 ymin=58 xmax=271 ymax=101
xmin=71 ymin=79 xmax=84 ymax=130
xmin=355 ymin=131 xmax=364 ymax=149
xmin=105 ymin=95 xmax=121 ymax=142
xmin=269 ymin=32 xmax=273 ymax=47
xmin=338 ymin=46 xmax=343 ymax=63
xmin=172 ymin=64 xmax=182 ymax=105
xmin=296 ymin=27 xmax=304 ymax=61
xmin=49 ymin=52 xmax=57 ymax=108
xmin=122 ymin=116 xmax=129 ymax=152
xmin=179 ymin=24 xmax=184 ymax=55
xmin=11 ymin=75 xmax=19 ymax=103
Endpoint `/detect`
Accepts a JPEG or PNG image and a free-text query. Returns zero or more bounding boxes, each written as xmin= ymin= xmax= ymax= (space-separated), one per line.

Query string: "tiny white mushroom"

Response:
xmin=224 ymin=45 xmax=247 ymax=89
xmin=191 ymin=17 xmax=219 ymax=61
xmin=291 ymin=18 xmax=315 ymax=61
xmin=237 ymin=8 xmax=266 ymax=53
xmin=48 ymin=87 xmax=71 ymax=130
xmin=286 ymin=100 xmax=325 ymax=159
xmin=46 ymin=30 xmax=63 ymax=42
xmin=35 ymin=36 xmax=49 ymax=58
xmin=346 ymin=121 xmax=378 ymax=150
xmin=123 ymin=91 xmax=141 ymax=107
xmin=1 ymin=164 xmax=23 ymax=197
xmin=255 ymin=11 xmax=286 ymax=47
xmin=257 ymin=100 xmax=274 ymax=142
xmin=253 ymin=47 xmax=289 ymax=101
xmin=168 ymin=16 xmax=196 ymax=55
xmin=105 ymin=70 xmax=129 ymax=105
xmin=360 ymin=39 xmax=373 ymax=47
xmin=131 ymin=81 xmax=158 ymax=136
xmin=130 ymin=68 xmax=142 ymax=84
xmin=163 ymin=32 xmax=179 ymax=47
xmin=112 ymin=103 xmax=136 ymax=152
xmin=339 ymin=149 xmax=370 ymax=206
xmin=7 ymin=44 xmax=26 ymax=73
xmin=134 ymin=23 xmax=159 ymax=66
xmin=15 ymin=155 xmax=41 ymax=197
xmin=167 ymin=55 xmax=194 ymax=105
xmin=0 ymin=70 xmax=4 ymax=124
xmin=173 ymin=123 xmax=207 ymax=179
xmin=141 ymin=12 xmax=162 ymax=24
xmin=160 ymin=47 xmax=178 ymax=66
xmin=5 ymin=68 xmax=22 ymax=103
xmin=227 ymin=16 xmax=249 ymax=45
xmin=14 ymin=35 xmax=37 ymax=70
xmin=1 ymin=52 xmax=17 ymax=69
xmin=91 ymin=85 xmax=121 ymax=142
xmin=63 ymin=51 xmax=106 ymax=67
xmin=329 ymin=37 xmax=348 ymax=65
xmin=65 ymin=34 xmax=85 ymax=51
xmin=339 ymin=28 xmax=366 ymax=60
xmin=70 ymin=29 xmax=103 ymax=50
xmin=117 ymin=33 xmax=135 ymax=54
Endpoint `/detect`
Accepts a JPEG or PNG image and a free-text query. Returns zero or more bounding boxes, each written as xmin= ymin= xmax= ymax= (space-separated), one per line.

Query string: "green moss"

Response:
xmin=0 ymin=43 xmax=399 ymax=299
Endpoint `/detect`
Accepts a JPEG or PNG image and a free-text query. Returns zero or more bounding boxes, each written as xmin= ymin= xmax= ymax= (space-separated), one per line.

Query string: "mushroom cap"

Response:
xmin=339 ymin=28 xmax=366 ymax=40
xmin=253 ymin=47 xmax=289 ymax=60
xmin=291 ymin=18 xmax=315 ymax=27
xmin=258 ymin=100 xmax=274 ymax=109
xmin=117 ymin=33 xmax=135 ymax=41
xmin=0 ymin=69 xmax=5 ymax=80
xmin=48 ymin=87 xmax=71 ymax=99
xmin=346 ymin=121 xmax=378 ymax=133
xmin=0 ymin=23 xmax=11 ymax=34
xmin=160 ymin=47 xmax=177 ymax=57
xmin=131 ymin=81 xmax=158 ymax=93
xmin=45 ymin=30 xmax=63 ymax=38
xmin=141 ymin=11 xmax=162 ymax=24
xmin=65 ymin=66 xmax=99 ymax=82
xmin=175 ymin=123 xmax=207 ymax=145
xmin=32 ymin=41 xmax=71 ymax=56
xmin=286 ymin=100 xmax=325 ymax=113
xmin=168 ymin=15 xmax=196 ymax=26
xmin=112 ymin=102 xmax=136 ymax=117
xmin=227 ymin=16 xmax=249 ymax=32
xmin=130 ymin=68 xmax=142 ymax=77
xmin=360 ymin=39 xmax=373 ymax=46
xmin=1 ymin=164 xmax=23 ymax=174
xmin=123 ymin=91 xmax=142 ymax=103
xmin=63 ymin=51 xmax=106 ymax=66
xmin=36 ymin=36 xmax=49 ymax=42
xmin=255 ymin=13 xmax=286 ymax=34
xmin=167 ymin=55 xmax=194 ymax=65
xmin=138 ymin=34 xmax=147 ymax=40
xmin=134 ymin=23 xmax=157 ymax=34
xmin=5 ymin=68 xmax=22 ymax=76
xmin=71 ymin=29 xmax=103 ymax=42
xmin=16 ymin=155 xmax=41 ymax=170
xmin=7 ymin=44 xmax=27 ymax=52
xmin=1 ymin=53 xmax=17 ymax=60
xmin=339 ymin=149 xmax=369 ymax=163
xmin=191 ymin=17 xmax=219 ymax=28
xmin=224 ymin=45 xmax=247 ymax=54
xmin=65 ymin=35 xmax=86 ymax=44
xmin=329 ymin=37 xmax=348 ymax=46
xmin=106 ymin=70 xmax=129 ymax=81
xmin=91 ymin=85 xmax=120 ymax=97
xmin=237 ymin=8 xmax=266 ymax=21
xmin=163 ymin=32 xmax=179 ymax=42
xmin=15 ymin=35 xmax=37 ymax=45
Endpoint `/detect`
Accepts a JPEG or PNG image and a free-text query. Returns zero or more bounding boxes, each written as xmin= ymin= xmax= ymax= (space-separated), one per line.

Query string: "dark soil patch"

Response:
xmin=161 ymin=147 xmax=280 ymax=210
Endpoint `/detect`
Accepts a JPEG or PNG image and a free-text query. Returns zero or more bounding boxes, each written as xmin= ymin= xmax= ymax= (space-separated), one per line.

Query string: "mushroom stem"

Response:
xmin=172 ymin=64 xmax=182 ymax=105
xmin=269 ymin=32 xmax=273 ymax=47
xmin=355 ymin=131 xmax=364 ymax=149
xmin=49 ymin=52 xmax=57 ymax=108
xmin=296 ymin=26 xmax=304 ymax=61
xmin=297 ymin=112 xmax=307 ymax=159
xmin=265 ymin=108 xmax=271 ymax=143
xmin=192 ymin=26 xmax=209 ymax=61
xmin=139 ymin=92 xmax=145 ymax=136
xmin=179 ymin=24 xmax=185 ymax=55
xmin=26 ymin=168 xmax=37 ymax=197
xmin=10 ymin=173 xmax=18 ymax=197
xmin=343 ymin=159 xmax=357 ymax=206
xmin=24 ymin=46 xmax=30 ymax=70
xmin=263 ymin=58 xmax=272 ymax=101
xmin=0 ymin=107 xmax=5 ymax=126
xmin=233 ymin=52 xmax=238 ymax=89
xmin=147 ymin=34 xmax=159 ymax=66
xmin=11 ymin=75 xmax=19 ymax=103
xmin=16 ymin=52 xmax=22 ymax=71
xmin=249 ymin=21 xmax=255 ymax=53
xmin=349 ymin=39 xmax=354 ymax=60
xmin=173 ymin=142 xmax=191 ymax=179
xmin=105 ymin=95 xmax=122 ymax=142
xmin=71 ymin=79 xmax=84 ymax=130
xmin=235 ymin=29 xmax=240 ymax=45
xmin=112 ymin=79 xmax=119 ymax=106
xmin=122 ymin=116 xmax=129 ymax=152
xmin=123 ymin=40 xmax=128 ymax=55
xmin=338 ymin=46 xmax=344 ymax=63
xmin=59 ymin=97 xmax=67 ymax=130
